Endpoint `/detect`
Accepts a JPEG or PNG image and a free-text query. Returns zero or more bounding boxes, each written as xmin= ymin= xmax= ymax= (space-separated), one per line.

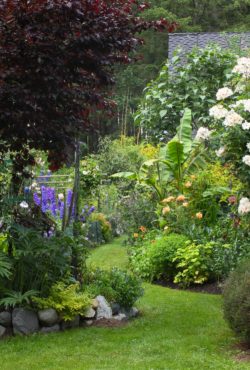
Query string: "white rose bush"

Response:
xmin=209 ymin=57 xmax=250 ymax=219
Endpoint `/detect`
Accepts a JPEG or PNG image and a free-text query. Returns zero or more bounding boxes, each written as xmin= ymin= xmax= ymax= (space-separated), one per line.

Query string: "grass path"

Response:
xmin=0 ymin=238 xmax=248 ymax=370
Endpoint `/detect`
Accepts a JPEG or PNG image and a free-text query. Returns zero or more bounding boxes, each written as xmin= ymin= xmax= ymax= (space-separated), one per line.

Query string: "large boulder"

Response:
xmin=38 ymin=309 xmax=59 ymax=327
xmin=0 ymin=325 xmax=6 ymax=338
xmin=0 ymin=311 xmax=12 ymax=327
xmin=12 ymin=308 xmax=39 ymax=335
xmin=96 ymin=295 xmax=112 ymax=320
xmin=40 ymin=324 xmax=60 ymax=334
xmin=83 ymin=307 xmax=96 ymax=319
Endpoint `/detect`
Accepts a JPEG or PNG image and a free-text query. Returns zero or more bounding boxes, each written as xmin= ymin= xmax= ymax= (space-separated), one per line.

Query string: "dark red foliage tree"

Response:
xmin=0 ymin=0 xmax=176 ymax=175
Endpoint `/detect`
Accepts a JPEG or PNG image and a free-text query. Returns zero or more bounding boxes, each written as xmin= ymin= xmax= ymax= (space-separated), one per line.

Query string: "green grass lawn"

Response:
xmin=0 ymin=238 xmax=248 ymax=370
xmin=87 ymin=236 xmax=128 ymax=270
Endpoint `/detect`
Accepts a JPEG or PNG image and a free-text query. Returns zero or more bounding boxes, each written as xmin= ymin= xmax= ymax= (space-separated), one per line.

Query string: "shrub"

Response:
xmin=173 ymin=242 xmax=215 ymax=286
xmin=84 ymin=268 xmax=143 ymax=309
xmin=33 ymin=282 xmax=91 ymax=321
xmin=118 ymin=189 xmax=157 ymax=234
xmin=9 ymin=226 xmax=74 ymax=295
xmin=173 ymin=241 xmax=238 ymax=286
xmin=130 ymin=233 xmax=188 ymax=282
xmin=223 ymin=260 xmax=250 ymax=344
xmin=97 ymin=136 xmax=146 ymax=176
xmin=135 ymin=45 xmax=236 ymax=140
xmin=90 ymin=213 xmax=112 ymax=243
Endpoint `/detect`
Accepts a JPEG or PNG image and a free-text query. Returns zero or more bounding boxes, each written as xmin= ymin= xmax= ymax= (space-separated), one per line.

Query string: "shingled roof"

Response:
xmin=168 ymin=32 xmax=250 ymax=63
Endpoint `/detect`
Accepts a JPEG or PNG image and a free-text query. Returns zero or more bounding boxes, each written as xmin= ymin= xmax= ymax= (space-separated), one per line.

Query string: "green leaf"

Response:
xmin=166 ymin=140 xmax=184 ymax=165
xmin=111 ymin=172 xmax=137 ymax=180
xmin=174 ymin=108 xmax=192 ymax=155
xmin=159 ymin=110 xmax=167 ymax=119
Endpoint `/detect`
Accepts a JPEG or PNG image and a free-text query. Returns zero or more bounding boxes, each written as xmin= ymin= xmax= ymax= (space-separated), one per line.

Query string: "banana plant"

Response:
xmin=112 ymin=109 xmax=209 ymax=199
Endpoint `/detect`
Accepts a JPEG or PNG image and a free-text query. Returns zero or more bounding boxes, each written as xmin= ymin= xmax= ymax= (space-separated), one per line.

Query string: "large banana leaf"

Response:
xmin=174 ymin=108 xmax=192 ymax=155
xmin=166 ymin=140 xmax=184 ymax=166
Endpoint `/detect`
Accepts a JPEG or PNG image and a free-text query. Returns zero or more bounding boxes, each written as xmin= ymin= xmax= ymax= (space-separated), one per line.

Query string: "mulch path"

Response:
xmin=90 ymin=318 xmax=128 ymax=328
xmin=154 ymin=280 xmax=222 ymax=294
xmin=233 ymin=342 xmax=250 ymax=363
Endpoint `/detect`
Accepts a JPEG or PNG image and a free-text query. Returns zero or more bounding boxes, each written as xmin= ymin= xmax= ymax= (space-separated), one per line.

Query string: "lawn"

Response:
xmin=0 ymin=238 xmax=248 ymax=370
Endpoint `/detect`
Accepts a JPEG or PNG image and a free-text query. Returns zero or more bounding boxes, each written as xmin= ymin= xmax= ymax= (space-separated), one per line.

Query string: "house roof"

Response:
xmin=168 ymin=32 xmax=250 ymax=63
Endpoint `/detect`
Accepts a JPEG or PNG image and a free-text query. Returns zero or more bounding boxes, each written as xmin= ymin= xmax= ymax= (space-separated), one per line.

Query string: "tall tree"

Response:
xmin=0 ymin=0 xmax=174 ymax=179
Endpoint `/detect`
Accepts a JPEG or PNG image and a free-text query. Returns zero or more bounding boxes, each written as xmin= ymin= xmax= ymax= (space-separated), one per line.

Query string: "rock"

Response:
xmin=128 ymin=307 xmax=139 ymax=318
xmin=40 ymin=324 xmax=60 ymax=334
xmin=112 ymin=313 xmax=127 ymax=321
xmin=91 ymin=299 xmax=99 ymax=309
xmin=83 ymin=307 xmax=96 ymax=319
xmin=85 ymin=320 xmax=93 ymax=326
xmin=111 ymin=303 xmax=120 ymax=316
xmin=96 ymin=295 xmax=112 ymax=320
xmin=38 ymin=309 xmax=59 ymax=327
xmin=121 ymin=307 xmax=139 ymax=319
xmin=61 ymin=315 xmax=80 ymax=330
xmin=0 ymin=311 xmax=12 ymax=327
xmin=12 ymin=308 xmax=39 ymax=335
xmin=0 ymin=325 xmax=6 ymax=338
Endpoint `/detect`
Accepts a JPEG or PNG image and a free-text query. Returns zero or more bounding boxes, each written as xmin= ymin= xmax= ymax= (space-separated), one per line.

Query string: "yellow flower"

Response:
xmin=161 ymin=196 xmax=175 ymax=203
xmin=190 ymin=175 xmax=196 ymax=180
xmin=162 ymin=206 xmax=171 ymax=215
xmin=164 ymin=226 xmax=169 ymax=231
xmin=183 ymin=202 xmax=189 ymax=207
xmin=133 ymin=233 xmax=139 ymax=238
xmin=196 ymin=212 xmax=203 ymax=219
xmin=176 ymin=195 xmax=186 ymax=202
xmin=184 ymin=181 xmax=192 ymax=188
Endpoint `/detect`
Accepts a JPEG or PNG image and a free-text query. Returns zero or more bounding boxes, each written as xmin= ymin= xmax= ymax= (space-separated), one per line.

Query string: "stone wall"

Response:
xmin=0 ymin=296 xmax=139 ymax=339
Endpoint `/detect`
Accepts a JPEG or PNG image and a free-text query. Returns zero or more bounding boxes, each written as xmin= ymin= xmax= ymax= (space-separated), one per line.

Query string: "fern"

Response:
xmin=0 ymin=252 xmax=12 ymax=279
xmin=0 ymin=290 xmax=38 ymax=309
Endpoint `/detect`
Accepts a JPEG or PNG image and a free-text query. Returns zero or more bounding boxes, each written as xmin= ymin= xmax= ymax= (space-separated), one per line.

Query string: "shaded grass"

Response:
xmin=0 ymin=238 xmax=247 ymax=370
xmin=87 ymin=236 xmax=128 ymax=270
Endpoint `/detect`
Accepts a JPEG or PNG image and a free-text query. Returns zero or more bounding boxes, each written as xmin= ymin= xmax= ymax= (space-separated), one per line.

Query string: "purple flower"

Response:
xmin=87 ymin=206 xmax=95 ymax=215
xmin=41 ymin=186 xmax=48 ymax=212
xmin=33 ymin=193 xmax=41 ymax=206
xmin=59 ymin=201 xmax=65 ymax=219
xmin=66 ymin=189 xmax=73 ymax=207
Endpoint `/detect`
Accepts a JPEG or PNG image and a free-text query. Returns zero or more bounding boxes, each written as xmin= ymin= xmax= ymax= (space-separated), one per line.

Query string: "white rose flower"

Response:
xmin=242 ymin=155 xmax=250 ymax=166
xmin=238 ymin=197 xmax=250 ymax=215
xmin=209 ymin=105 xmax=228 ymax=120
xmin=195 ymin=127 xmax=212 ymax=141
xmin=223 ymin=110 xmax=243 ymax=127
xmin=242 ymin=121 xmax=250 ymax=130
xmin=233 ymin=57 xmax=250 ymax=78
xmin=247 ymin=143 xmax=250 ymax=152
xmin=20 ymin=201 xmax=29 ymax=209
xmin=215 ymin=147 xmax=226 ymax=157
xmin=216 ymin=87 xmax=233 ymax=101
